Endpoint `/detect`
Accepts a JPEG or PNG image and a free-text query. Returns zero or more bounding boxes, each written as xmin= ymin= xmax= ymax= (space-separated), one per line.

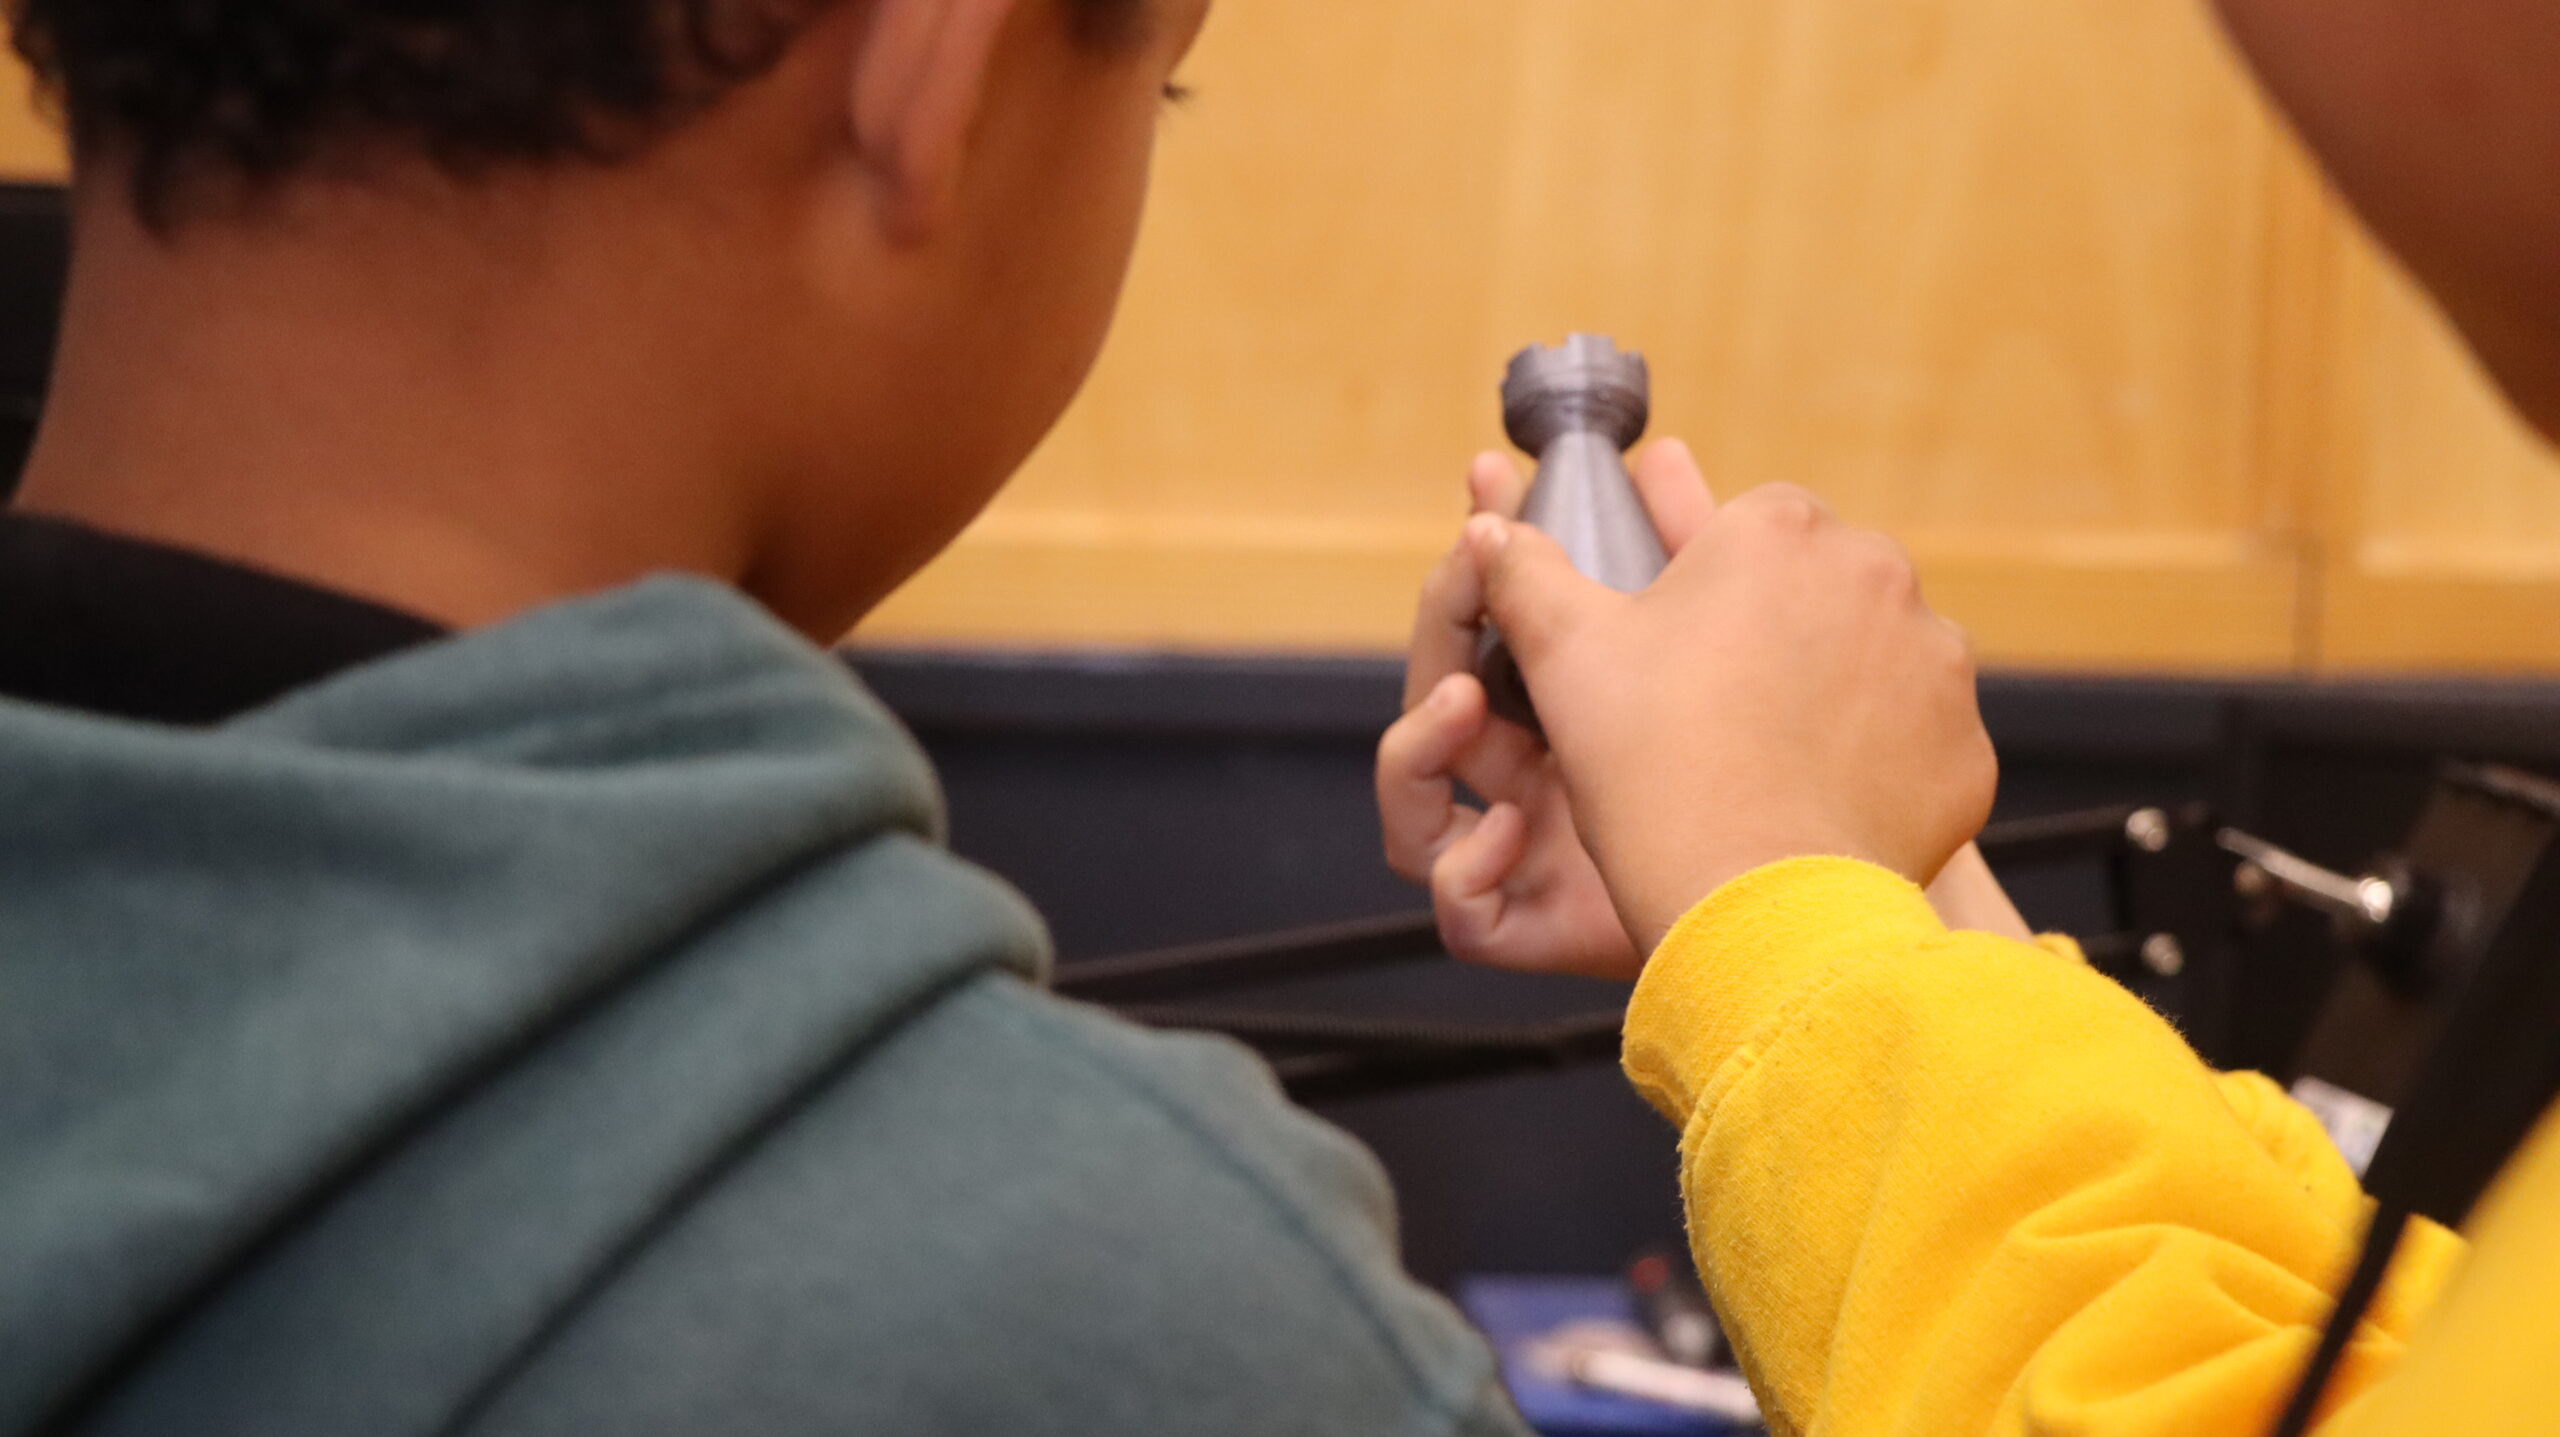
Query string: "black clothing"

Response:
xmin=0 ymin=511 xmax=444 ymax=724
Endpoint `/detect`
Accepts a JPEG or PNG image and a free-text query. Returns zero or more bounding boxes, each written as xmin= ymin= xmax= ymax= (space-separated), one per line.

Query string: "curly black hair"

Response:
xmin=9 ymin=0 xmax=1140 ymax=229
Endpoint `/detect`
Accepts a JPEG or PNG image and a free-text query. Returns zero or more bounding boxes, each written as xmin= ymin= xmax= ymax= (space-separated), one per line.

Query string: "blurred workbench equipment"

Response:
xmin=1080 ymin=769 xmax=2560 ymax=1208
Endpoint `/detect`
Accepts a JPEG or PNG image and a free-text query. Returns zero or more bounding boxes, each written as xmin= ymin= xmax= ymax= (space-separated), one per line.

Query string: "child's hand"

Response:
xmin=1460 ymin=479 xmax=1997 ymax=953
xmin=1376 ymin=443 xmax=1715 ymax=981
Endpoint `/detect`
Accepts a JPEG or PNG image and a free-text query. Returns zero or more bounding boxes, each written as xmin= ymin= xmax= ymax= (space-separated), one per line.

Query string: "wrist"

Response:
xmin=1925 ymin=842 xmax=2033 ymax=939
xmin=1612 ymin=829 xmax=1884 ymax=952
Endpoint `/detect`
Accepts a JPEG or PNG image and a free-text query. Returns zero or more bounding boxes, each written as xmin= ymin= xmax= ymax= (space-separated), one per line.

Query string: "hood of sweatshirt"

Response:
xmin=0 ymin=577 xmax=1049 ymax=1436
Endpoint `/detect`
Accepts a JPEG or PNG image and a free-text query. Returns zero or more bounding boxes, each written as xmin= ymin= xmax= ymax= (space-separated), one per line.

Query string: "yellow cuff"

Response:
xmin=1622 ymin=856 xmax=1945 ymax=1123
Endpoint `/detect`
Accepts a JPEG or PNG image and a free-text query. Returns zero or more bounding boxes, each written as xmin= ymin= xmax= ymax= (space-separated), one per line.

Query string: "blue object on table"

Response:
xmin=1458 ymin=1276 xmax=1758 ymax=1437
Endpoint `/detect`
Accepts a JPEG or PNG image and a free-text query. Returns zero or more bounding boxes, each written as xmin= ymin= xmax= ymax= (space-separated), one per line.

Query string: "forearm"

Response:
xmin=1626 ymin=858 xmax=2462 ymax=1436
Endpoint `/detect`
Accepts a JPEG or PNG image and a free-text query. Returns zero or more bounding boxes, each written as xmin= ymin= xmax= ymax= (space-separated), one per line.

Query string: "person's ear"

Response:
xmin=849 ymin=0 xmax=1025 ymax=243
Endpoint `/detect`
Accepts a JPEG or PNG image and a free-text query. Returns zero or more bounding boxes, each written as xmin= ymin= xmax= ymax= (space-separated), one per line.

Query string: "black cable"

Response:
xmin=2268 ymin=769 xmax=2560 ymax=1434
xmin=1272 ymin=1039 xmax=1622 ymax=1106
xmin=1055 ymin=910 xmax=1443 ymax=1003
xmin=2266 ymin=1205 xmax=2410 ymax=1437
xmin=1119 ymin=1007 xmax=1628 ymax=1105
xmin=1118 ymin=1005 xmax=1624 ymax=1054
xmin=1062 ymin=807 xmax=2179 ymax=1010
xmin=1266 ymin=1016 xmax=1627 ymax=1105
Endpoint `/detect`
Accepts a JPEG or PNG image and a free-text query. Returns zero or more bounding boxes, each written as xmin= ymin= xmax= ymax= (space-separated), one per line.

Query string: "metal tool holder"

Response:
xmin=1474 ymin=335 xmax=1668 ymax=735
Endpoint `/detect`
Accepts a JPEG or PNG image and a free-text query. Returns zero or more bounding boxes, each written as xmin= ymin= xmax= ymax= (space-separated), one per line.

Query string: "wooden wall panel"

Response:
xmin=8 ymin=11 xmax=2560 ymax=673
xmin=0 ymin=53 xmax=60 ymax=179
xmin=865 ymin=0 xmax=2309 ymax=668
xmin=2315 ymin=243 xmax=2560 ymax=672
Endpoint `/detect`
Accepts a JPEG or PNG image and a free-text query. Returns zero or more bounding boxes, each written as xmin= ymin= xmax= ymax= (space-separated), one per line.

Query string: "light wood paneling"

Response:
xmin=10 ymin=12 xmax=2560 ymax=672
xmin=867 ymin=0 xmax=2310 ymax=668
xmin=2314 ymin=239 xmax=2560 ymax=672
xmin=0 ymin=50 xmax=61 ymax=179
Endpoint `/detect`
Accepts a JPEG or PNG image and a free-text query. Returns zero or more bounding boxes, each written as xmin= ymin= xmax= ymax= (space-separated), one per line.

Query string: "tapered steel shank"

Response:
xmin=1476 ymin=334 xmax=1668 ymax=736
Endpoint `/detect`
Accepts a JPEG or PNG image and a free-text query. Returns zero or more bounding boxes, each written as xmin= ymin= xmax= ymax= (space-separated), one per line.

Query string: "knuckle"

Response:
xmin=1431 ymin=888 xmax=1496 ymax=960
xmin=1377 ymin=735 xmax=1452 ymax=806
xmin=1382 ymin=811 xmax=1441 ymax=879
xmin=1851 ymin=533 xmax=1918 ymax=597
xmin=1936 ymin=616 xmax=1978 ymax=675
xmin=1741 ymin=483 xmax=1828 ymax=537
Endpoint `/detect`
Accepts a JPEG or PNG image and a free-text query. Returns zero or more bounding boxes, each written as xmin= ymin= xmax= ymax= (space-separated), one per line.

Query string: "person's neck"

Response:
xmin=12 ymin=174 xmax=775 ymax=635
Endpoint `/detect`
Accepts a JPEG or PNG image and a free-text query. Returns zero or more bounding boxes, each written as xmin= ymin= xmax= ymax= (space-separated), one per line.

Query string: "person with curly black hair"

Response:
xmin=0 ymin=3 xmax=1539 ymax=1435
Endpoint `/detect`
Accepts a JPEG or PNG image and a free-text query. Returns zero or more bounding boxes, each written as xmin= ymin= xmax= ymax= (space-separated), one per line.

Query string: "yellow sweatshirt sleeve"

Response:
xmin=1623 ymin=857 xmax=2465 ymax=1437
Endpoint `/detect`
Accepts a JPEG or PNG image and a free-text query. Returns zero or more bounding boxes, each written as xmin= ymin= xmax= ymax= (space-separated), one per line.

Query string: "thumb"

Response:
xmin=1467 ymin=515 xmax=1610 ymax=669
xmin=1632 ymin=438 xmax=1718 ymax=553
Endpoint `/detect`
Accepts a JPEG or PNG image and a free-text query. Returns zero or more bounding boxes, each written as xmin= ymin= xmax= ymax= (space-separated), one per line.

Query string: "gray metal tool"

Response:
xmin=1476 ymin=334 xmax=1668 ymax=735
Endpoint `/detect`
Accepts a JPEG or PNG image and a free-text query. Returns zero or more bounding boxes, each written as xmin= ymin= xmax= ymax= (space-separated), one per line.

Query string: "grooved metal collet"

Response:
xmin=1477 ymin=334 xmax=1669 ymax=735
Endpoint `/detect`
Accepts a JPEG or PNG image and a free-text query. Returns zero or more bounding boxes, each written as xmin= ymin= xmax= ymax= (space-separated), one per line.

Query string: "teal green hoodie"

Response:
xmin=0 ymin=578 xmax=1526 ymax=1437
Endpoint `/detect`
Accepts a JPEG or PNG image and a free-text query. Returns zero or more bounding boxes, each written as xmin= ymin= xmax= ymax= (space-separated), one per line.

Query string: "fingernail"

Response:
xmin=1464 ymin=514 xmax=1510 ymax=556
xmin=1431 ymin=675 xmax=1465 ymax=711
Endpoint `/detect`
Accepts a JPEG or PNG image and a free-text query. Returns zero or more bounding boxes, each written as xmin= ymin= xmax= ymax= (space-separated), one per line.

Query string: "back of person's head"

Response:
xmin=5 ymin=0 xmax=1207 ymax=638
xmin=12 ymin=1 xmax=830 ymax=229
xmin=8 ymin=0 xmax=1168 ymax=220
xmin=2214 ymin=0 xmax=2560 ymax=441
